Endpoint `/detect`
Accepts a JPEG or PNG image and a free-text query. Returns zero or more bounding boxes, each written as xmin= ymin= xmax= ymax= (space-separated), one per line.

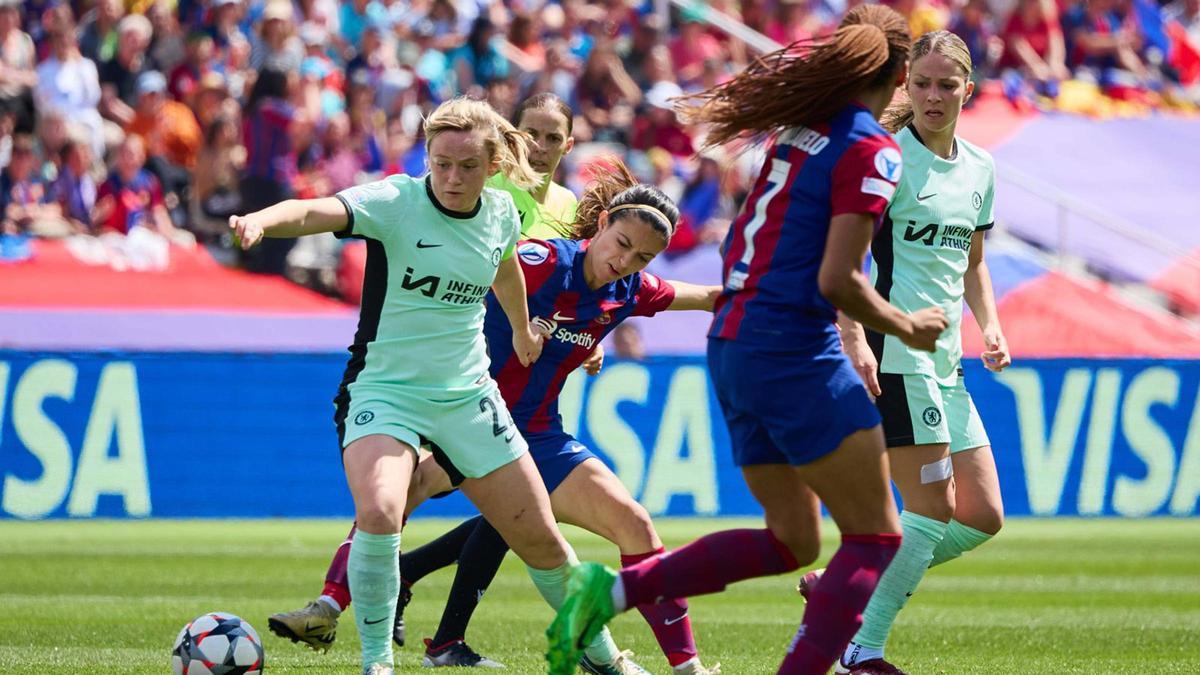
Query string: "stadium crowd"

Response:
xmin=0 ymin=0 xmax=1196 ymax=281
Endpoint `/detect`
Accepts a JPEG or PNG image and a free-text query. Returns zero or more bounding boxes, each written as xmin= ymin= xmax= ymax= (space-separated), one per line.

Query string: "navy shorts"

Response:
xmin=527 ymin=430 xmax=595 ymax=493
xmin=708 ymin=338 xmax=881 ymax=466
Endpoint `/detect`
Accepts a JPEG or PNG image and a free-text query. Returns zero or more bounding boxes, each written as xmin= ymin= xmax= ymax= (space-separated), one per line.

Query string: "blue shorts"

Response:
xmin=526 ymin=430 xmax=595 ymax=493
xmin=708 ymin=338 xmax=881 ymax=466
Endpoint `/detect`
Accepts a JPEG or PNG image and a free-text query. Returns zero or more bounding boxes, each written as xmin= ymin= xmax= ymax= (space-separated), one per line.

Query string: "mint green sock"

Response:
xmin=348 ymin=530 xmax=401 ymax=668
xmin=929 ymin=520 xmax=993 ymax=568
xmin=526 ymin=544 xmax=621 ymax=665
xmin=853 ymin=511 xmax=948 ymax=650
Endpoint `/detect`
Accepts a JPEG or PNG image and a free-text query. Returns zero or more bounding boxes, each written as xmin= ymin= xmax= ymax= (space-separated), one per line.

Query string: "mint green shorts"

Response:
xmin=338 ymin=379 xmax=527 ymax=480
xmin=875 ymin=372 xmax=990 ymax=453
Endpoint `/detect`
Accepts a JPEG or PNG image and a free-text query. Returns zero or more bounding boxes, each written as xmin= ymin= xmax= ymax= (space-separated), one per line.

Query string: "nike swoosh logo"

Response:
xmin=663 ymin=612 xmax=689 ymax=626
xmin=916 ymin=193 xmax=937 ymax=201
xmin=364 ymin=616 xmax=388 ymax=625
xmin=504 ymin=430 xmax=516 ymax=443
xmin=416 ymin=240 xmax=442 ymax=248
xmin=552 ymin=311 xmax=575 ymax=322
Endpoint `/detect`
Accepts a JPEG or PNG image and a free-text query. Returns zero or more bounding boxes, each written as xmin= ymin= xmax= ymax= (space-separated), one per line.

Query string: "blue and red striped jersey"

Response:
xmin=709 ymin=103 xmax=902 ymax=350
xmin=485 ymin=238 xmax=676 ymax=434
xmin=243 ymin=97 xmax=296 ymax=185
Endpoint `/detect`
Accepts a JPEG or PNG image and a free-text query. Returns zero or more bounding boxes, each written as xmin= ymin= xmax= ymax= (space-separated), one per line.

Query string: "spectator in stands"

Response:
xmin=128 ymin=70 xmax=201 ymax=228
xmin=631 ymin=81 xmax=696 ymax=157
xmin=669 ymin=6 xmax=725 ymax=86
xmin=1063 ymin=0 xmax=1153 ymax=96
xmin=1172 ymin=0 xmax=1200 ymax=43
xmin=98 ymin=13 xmax=155 ymax=128
xmin=78 ymin=0 xmax=123 ymax=64
xmin=94 ymin=134 xmax=191 ymax=247
xmin=34 ymin=18 xmax=107 ymax=159
xmin=767 ymin=0 xmax=830 ymax=46
xmin=346 ymin=77 xmax=386 ymax=175
xmin=1167 ymin=0 xmax=1200 ymax=96
xmin=507 ymin=11 xmax=546 ymax=73
xmin=346 ymin=21 xmax=395 ymax=93
xmin=523 ymin=39 xmax=577 ymax=114
xmin=620 ymin=13 xmax=664 ymax=90
xmin=147 ymin=2 xmax=186 ymax=74
xmin=33 ymin=110 xmax=69 ymax=180
xmin=250 ymin=0 xmax=301 ymax=73
xmin=339 ymin=0 xmax=386 ymax=56
xmin=239 ymin=64 xmax=299 ymax=274
xmin=951 ymin=0 xmax=1004 ymax=87
xmin=999 ymin=0 xmax=1070 ymax=98
xmin=193 ymin=71 xmax=235 ymax=132
xmin=886 ymin=0 xmax=948 ymax=38
xmin=168 ymin=31 xmax=215 ymax=106
xmin=1 ymin=134 xmax=68 ymax=237
xmin=129 ymin=71 xmax=202 ymax=171
xmin=670 ymin=154 xmax=726 ymax=255
xmin=644 ymin=147 xmax=684 ymax=202
xmin=192 ymin=113 xmax=245 ymax=241
xmin=0 ymin=0 xmax=37 ymax=135
xmin=49 ymin=137 xmax=97 ymax=234
xmin=451 ymin=16 xmax=510 ymax=97
xmin=574 ymin=39 xmax=641 ymax=144
xmin=208 ymin=0 xmax=249 ymax=57
xmin=318 ymin=112 xmax=364 ymax=194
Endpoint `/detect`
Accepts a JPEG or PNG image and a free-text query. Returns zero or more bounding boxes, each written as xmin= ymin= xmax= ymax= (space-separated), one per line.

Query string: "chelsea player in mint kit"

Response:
xmin=814 ymin=31 xmax=1013 ymax=675
xmin=229 ymin=97 xmax=600 ymax=675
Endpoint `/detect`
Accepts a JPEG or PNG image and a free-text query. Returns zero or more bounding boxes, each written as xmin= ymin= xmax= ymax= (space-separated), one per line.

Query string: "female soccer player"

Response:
xmin=272 ymin=164 xmax=721 ymax=675
xmin=487 ymin=92 xmax=579 ymax=238
xmin=230 ymin=97 xmax=590 ymax=675
xmin=547 ymin=7 xmax=949 ymax=675
xmin=821 ymin=31 xmax=1011 ymax=675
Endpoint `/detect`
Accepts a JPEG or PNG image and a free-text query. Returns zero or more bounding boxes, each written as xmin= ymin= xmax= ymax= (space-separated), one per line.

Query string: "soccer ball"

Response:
xmin=172 ymin=611 xmax=265 ymax=675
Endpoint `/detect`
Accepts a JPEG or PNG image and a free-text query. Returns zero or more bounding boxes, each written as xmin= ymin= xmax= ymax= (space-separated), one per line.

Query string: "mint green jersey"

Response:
xmin=868 ymin=126 xmax=996 ymax=385
xmin=335 ymin=174 xmax=521 ymax=398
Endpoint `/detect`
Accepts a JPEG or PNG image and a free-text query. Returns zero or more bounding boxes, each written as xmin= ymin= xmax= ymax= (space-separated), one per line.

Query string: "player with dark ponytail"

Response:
xmin=548 ymin=7 xmax=949 ymax=675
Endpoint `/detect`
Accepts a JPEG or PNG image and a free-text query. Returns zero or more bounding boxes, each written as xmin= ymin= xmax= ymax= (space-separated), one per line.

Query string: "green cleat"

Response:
xmin=545 ymin=563 xmax=619 ymax=675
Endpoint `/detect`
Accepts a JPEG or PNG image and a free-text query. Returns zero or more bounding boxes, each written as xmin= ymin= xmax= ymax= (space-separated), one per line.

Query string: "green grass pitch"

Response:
xmin=1 ymin=518 xmax=1198 ymax=673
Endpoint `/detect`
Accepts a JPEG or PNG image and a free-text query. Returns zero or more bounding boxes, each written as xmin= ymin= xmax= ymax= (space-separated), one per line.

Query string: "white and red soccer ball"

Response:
xmin=172 ymin=612 xmax=264 ymax=675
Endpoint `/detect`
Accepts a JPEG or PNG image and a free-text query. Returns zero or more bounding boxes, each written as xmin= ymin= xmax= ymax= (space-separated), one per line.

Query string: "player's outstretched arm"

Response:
xmin=964 ymin=230 xmax=1011 ymax=372
xmin=228 ymin=197 xmax=349 ymax=250
xmin=492 ymin=253 xmax=544 ymax=366
xmin=819 ymin=212 xmax=947 ymax=353
xmin=666 ymin=281 xmax=722 ymax=312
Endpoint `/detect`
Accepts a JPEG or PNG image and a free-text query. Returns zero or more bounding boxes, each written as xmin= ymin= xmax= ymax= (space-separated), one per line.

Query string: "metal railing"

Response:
xmin=662 ymin=0 xmax=785 ymax=54
xmin=995 ymin=161 xmax=1200 ymax=274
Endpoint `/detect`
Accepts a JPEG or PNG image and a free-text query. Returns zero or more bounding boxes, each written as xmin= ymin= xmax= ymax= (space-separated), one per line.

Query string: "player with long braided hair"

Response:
xmin=547 ymin=6 xmax=949 ymax=675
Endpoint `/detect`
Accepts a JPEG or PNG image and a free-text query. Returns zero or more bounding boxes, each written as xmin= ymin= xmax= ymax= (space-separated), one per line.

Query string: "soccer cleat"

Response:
xmin=268 ymin=600 xmax=339 ymax=652
xmin=421 ymin=638 xmax=506 ymax=668
xmin=836 ymin=658 xmax=909 ymax=675
xmin=364 ymin=664 xmax=394 ymax=675
xmin=673 ymin=657 xmax=722 ymax=674
xmin=796 ymin=568 xmax=825 ymax=600
xmin=579 ymin=650 xmax=651 ymax=675
xmin=393 ymin=585 xmax=413 ymax=647
xmin=545 ymin=562 xmax=619 ymax=675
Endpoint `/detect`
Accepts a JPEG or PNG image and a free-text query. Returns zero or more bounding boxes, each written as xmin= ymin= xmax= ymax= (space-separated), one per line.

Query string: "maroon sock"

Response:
xmin=321 ymin=524 xmax=356 ymax=610
xmin=777 ymin=534 xmax=902 ymax=675
xmin=621 ymin=548 xmax=697 ymax=667
xmin=619 ymin=529 xmax=799 ymax=609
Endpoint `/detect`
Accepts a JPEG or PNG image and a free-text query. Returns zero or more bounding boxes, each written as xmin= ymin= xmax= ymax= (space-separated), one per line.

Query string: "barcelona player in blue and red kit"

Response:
xmin=549 ymin=7 xmax=949 ymax=675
